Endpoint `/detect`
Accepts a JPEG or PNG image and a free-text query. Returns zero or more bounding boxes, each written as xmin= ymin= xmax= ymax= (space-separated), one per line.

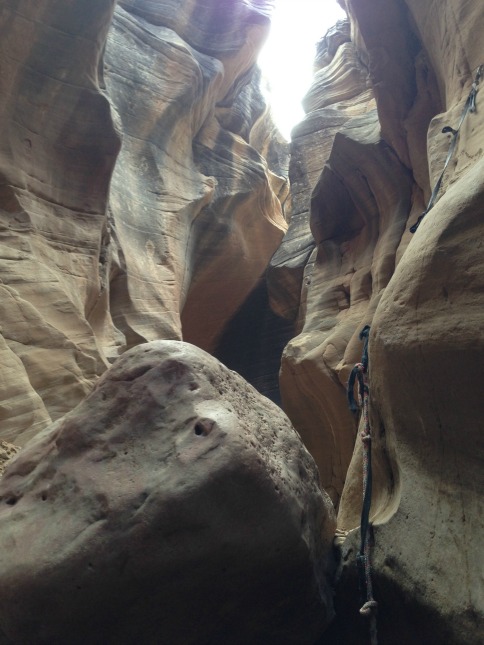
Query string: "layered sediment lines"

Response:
xmin=0 ymin=0 xmax=288 ymax=445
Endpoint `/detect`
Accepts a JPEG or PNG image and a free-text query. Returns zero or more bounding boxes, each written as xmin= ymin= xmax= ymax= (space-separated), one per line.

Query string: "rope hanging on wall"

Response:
xmin=410 ymin=64 xmax=483 ymax=233
xmin=347 ymin=325 xmax=378 ymax=645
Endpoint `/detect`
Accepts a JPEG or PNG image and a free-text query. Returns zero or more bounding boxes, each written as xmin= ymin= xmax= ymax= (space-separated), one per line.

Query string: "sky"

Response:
xmin=258 ymin=0 xmax=347 ymax=140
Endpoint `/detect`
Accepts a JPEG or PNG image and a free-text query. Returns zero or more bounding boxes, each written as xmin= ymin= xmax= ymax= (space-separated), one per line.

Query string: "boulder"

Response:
xmin=0 ymin=341 xmax=335 ymax=644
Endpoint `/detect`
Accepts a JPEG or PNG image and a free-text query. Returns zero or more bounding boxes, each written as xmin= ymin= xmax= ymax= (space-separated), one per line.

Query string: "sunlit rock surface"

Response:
xmin=0 ymin=341 xmax=335 ymax=645
xmin=0 ymin=0 xmax=287 ymax=445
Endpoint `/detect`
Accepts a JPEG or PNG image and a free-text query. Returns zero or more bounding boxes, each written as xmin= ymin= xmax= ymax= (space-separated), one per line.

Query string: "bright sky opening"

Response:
xmin=258 ymin=1 xmax=347 ymax=141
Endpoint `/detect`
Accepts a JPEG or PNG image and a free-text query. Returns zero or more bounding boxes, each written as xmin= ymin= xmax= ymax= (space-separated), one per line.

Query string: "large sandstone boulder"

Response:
xmin=0 ymin=341 xmax=335 ymax=644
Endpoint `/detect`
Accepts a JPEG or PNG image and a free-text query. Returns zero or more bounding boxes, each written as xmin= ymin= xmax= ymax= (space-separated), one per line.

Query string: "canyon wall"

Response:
xmin=269 ymin=0 xmax=484 ymax=642
xmin=0 ymin=0 xmax=288 ymax=446
xmin=0 ymin=0 xmax=483 ymax=643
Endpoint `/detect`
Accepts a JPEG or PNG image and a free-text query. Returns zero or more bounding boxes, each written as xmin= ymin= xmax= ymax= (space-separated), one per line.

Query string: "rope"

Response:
xmin=346 ymin=325 xmax=370 ymax=413
xmin=347 ymin=325 xmax=378 ymax=645
xmin=410 ymin=64 xmax=483 ymax=233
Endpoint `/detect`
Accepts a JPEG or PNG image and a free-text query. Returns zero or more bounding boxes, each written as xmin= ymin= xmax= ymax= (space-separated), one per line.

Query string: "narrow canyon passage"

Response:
xmin=0 ymin=1 xmax=483 ymax=643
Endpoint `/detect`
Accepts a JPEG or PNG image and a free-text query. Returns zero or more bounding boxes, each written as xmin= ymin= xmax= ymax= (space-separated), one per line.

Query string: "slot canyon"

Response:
xmin=0 ymin=1 xmax=483 ymax=643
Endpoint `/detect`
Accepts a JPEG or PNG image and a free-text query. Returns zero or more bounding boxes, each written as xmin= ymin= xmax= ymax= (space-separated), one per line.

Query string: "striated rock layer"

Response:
xmin=0 ymin=341 xmax=335 ymax=645
xmin=0 ymin=0 xmax=288 ymax=445
xmin=269 ymin=0 xmax=484 ymax=642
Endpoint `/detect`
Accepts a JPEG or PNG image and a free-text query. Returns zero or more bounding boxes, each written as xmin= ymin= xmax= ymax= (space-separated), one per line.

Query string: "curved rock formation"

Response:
xmin=269 ymin=1 xmax=484 ymax=641
xmin=0 ymin=341 xmax=335 ymax=644
xmin=269 ymin=19 xmax=386 ymax=504
xmin=1 ymin=0 xmax=483 ymax=642
xmin=0 ymin=0 xmax=288 ymax=445
xmin=0 ymin=0 xmax=120 ymax=445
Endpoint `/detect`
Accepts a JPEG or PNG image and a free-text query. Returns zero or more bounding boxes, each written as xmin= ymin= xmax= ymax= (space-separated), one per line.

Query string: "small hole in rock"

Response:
xmin=41 ymin=493 xmax=47 ymax=501
xmin=194 ymin=419 xmax=214 ymax=436
xmin=5 ymin=497 xmax=17 ymax=506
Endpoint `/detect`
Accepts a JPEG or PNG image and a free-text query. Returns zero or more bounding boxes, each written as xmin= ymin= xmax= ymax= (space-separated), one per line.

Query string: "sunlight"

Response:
xmin=258 ymin=0 xmax=347 ymax=141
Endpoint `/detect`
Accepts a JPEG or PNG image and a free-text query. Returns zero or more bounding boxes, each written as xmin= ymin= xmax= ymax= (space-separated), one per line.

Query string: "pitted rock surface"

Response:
xmin=0 ymin=341 xmax=335 ymax=645
xmin=0 ymin=443 xmax=20 ymax=477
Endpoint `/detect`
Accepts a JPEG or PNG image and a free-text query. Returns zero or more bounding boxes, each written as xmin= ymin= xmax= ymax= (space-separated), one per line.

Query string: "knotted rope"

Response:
xmin=347 ymin=325 xmax=378 ymax=645
xmin=410 ymin=64 xmax=483 ymax=233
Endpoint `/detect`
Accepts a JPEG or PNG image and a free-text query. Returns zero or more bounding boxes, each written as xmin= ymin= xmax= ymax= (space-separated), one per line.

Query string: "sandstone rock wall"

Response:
xmin=1 ymin=0 xmax=483 ymax=642
xmin=0 ymin=0 xmax=288 ymax=446
xmin=269 ymin=0 xmax=484 ymax=641
xmin=0 ymin=0 xmax=120 ymax=445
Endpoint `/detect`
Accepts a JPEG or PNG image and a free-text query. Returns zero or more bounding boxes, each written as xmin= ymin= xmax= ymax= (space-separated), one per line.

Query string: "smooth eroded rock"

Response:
xmin=0 ymin=0 xmax=288 ymax=444
xmin=283 ymin=1 xmax=484 ymax=641
xmin=0 ymin=341 xmax=335 ymax=645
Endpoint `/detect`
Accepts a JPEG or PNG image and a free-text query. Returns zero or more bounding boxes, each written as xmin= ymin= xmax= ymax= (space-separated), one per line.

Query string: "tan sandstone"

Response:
xmin=0 ymin=341 xmax=335 ymax=644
